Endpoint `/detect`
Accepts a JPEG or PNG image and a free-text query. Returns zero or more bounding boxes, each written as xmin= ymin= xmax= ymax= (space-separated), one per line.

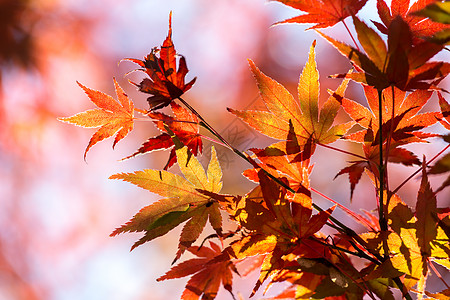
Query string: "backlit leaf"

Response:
xmin=386 ymin=198 xmax=425 ymax=290
xmin=229 ymin=42 xmax=353 ymax=151
xmin=110 ymin=146 xmax=222 ymax=257
xmin=273 ymin=0 xmax=368 ymax=29
xmin=123 ymin=102 xmax=202 ymax=169
xmin=319 ymin=16 xmax=449 ymax=91
xmin=58 ymin=78 xmax=134 ymax=159
xmin=126 ymin=13 xmax=196 ymax=110
xmin=375 ymin=0 xmax=450 ymax=43
xmin=157 ymin=242 xmax=237 ymax=300
xmin=416 ymin=159 xmax=438 ymax=257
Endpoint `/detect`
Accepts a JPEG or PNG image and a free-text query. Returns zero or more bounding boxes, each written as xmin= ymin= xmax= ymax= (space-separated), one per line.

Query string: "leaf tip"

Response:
xmin=247 ymin=59 xmax=257 ymax=72
xmin=76 ymin=80 xmax=87 ymax=91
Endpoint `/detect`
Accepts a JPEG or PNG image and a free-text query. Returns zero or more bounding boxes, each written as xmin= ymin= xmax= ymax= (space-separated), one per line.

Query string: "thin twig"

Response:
xmin=318 ymin=142 xmax=366 ymax=160
xmin=342 ymin=19 xmax=360 ymax=51
xmin=377 ymin=89 xmax=388 ymax=232
xmin=429 ymin=259 xmax=450 ymax=289
xmin=392 ymin=143 xmax=450 ymax=194
xmin=384 ymin=86 xmax=395 ymax=209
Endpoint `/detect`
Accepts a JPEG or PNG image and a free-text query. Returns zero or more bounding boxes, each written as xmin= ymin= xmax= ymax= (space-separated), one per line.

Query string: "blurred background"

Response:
xmin=0 ymin=0 xmax=448 ymax=299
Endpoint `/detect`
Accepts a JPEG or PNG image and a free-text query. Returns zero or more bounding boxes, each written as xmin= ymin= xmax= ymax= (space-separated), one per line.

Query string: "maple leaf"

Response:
xmin=361 ymin=189 xmax=449 ymax=294
xmin=110 ymin=146 xmax=222 ymax=260
xmin=386 ymin=194 xmax=428 ymax=291
xmin=341 ymin=85 xmax=439 ymax=144
xmin=374 ymin=0 xmax=450 ymax=43
xmin=123 ymin=102 xmax=202 ymax=170
xmin=416 ymin=159 xmax=438 ymax=257
xmin=58 ymin=78 xmax=134 ymax=159
xmin=219 ymin=171 xmax=335 ymax=295
xmin=240 ymin=122 xmax=314 ymax=194
xmin=429 ymin=152 xmax=450 ymax=193
xmin=273 ymin=0 xmax=368 ymax=29
xmin=411 ymin=1 xmax=450 ymax=45
xmin=438 ymin=92 xmax=450 ymax=130
xmin=425 ymin=288 xmax=450 ymax=300
xmin=243 ymin=144 xmax=313 ymax=194
xmin=318 ymin=16 xmax=449 ymax=91
xmin=126 ymin=12 xmax=196 ymax=111
xmin=203 ymin=176 xmax=335 ymax=296
xmin=228 ymin=41 xmax=354 ymax=152
xmin=334 ymin=85 xmax=436 ymax=196
xmin=157 ymin=242 xmax=238 ymax=300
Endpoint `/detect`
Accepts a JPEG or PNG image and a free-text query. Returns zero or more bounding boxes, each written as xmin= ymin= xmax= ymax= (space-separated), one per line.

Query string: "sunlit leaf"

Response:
xmin=110 ymin=146 xmax=222 ymax=258
xmin=273 ymin=0 xmax=368 ymax=29
xmin=157 ymin=242 xmax=237 ymax=300
xmin=229 ymin=42 xmax=353 ymax=151
xmin=58 ymin=78 xmax=134 ymax=159
xmin=126 ymin=13 xmax=196 ymax=110
xmin=319 ymin=16 xmax=449 ymax=91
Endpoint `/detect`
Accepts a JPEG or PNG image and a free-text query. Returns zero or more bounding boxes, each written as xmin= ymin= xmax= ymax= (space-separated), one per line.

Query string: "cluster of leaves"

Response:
xmin=59 ymin=1 xmax=450 ymax=299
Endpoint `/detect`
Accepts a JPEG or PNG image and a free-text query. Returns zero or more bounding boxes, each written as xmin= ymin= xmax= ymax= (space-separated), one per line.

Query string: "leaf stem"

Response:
xmin=311 ymin=187 xmax=377 ymax=231
xmin=429 ymin=259 xmax=450 ymax=289
xmin=342 ymin=19 xmax=360 ymax=51
xmin=177 ymin=97 xmax=237 ymax=153
xmin=392 ymin=143 xmax=450 ymax=194
xmin=384 ymin=86 xmax=395 ymax=209
xmin=310 ymin=236 xmax=379 ymax=265
xmin=374 ymin=90 xmax=413 ymax=300
xmin=377 ymin=89 xmax=388 ymax=233
xmin=318 ymin=142 xmax=366 ymax=160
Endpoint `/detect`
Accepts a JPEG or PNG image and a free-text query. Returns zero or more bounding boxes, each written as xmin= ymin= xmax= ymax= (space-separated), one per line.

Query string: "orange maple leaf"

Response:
xmin=157 ymin=242 xmax=238 ymax=300
xmin=334 ymin=85 xmax=438 ymax=196
xmin=58 ymin=78 xmax=134 ymax=159
xmin=126 ymin=13 xmax=196 ymax=111
xmin=340 ymin=86 xmax=438 ymax=145
xmin=273 ymin=0 xmax=368 ymax=29
xmin=214 ymin=171 xmax=335 ymax=295
xmin=228 ymin=42 xmax=354 ymax=151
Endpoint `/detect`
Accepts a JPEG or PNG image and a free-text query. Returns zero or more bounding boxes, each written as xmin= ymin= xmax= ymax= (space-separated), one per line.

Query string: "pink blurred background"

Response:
xmin=1 ymin=0 xmax=448 ymax=299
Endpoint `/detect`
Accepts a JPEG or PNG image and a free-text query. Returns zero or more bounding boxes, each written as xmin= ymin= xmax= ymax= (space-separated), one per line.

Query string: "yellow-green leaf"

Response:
xmin=110 ymin=146 xmax=223 ymax=255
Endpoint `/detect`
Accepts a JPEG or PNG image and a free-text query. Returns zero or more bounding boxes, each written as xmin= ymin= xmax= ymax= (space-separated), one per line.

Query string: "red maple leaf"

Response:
xmin=126 ymin=13 xmax=196 ymax=110
xmin=274 ymin=0 xmax=368 ymax=29
xmin=374 ymin=0 xmax=450 ymax=43
xmin=157 ymin=242 xmax=238 ymax=300
xmin=123 ymin=102 xmax=202 ymax=169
